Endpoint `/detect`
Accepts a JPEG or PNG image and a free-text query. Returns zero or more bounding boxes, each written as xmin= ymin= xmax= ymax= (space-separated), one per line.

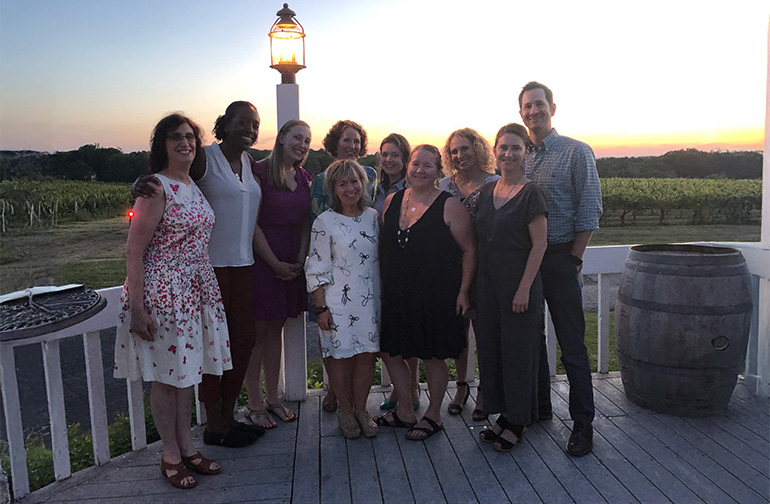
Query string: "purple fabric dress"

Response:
xmin=251 ymin=159 xmax=312 ymax=320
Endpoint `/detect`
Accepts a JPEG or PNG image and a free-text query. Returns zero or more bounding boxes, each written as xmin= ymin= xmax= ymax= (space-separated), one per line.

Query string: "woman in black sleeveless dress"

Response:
xmin=377 ymin=144 xmax=476 ymax=441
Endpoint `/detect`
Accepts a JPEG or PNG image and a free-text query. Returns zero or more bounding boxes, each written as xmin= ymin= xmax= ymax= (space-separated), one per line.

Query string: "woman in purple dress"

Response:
xmin=243 ymin=119 xmax=313 ymax=427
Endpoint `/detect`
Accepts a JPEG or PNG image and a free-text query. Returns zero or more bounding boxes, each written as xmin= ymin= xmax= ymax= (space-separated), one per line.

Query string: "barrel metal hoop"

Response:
xmin=623 ymin=262 xmax=749 ymax=277
xmin=617 ymin=293 xmax=753 ymax=315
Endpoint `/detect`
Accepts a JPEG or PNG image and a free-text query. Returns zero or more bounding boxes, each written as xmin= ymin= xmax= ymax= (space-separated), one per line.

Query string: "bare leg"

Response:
xmin=151 ymin=382 xmax=196 ymax=488
xmin=261 ymin=319 xmax=295 ymax=421
xmin=384 ymin=357 xmax=420 ymax=405
xmin=244 ymin=325 xmax=266 ymax=410
xmin=450 ymin=320 xmax=472 ymax=410
xmin=352 ymin=353 xmax=376 ymax=411
xmin=174 ymin=387 xmax=200 ymax=459
xmin=323 ymin=356 xmax=338 ymax=407
xmin=326 ymin=357 xmax=354 ymax=414
xmin=407 ymin=358 xmax=420 ymax=404
xmin=380 ymin=354 xmax=418 ymax=424
xmin=424 ymin=358 xmax=449 ymax=423
xmin=243 ymin=320 xmax=277 ymax=428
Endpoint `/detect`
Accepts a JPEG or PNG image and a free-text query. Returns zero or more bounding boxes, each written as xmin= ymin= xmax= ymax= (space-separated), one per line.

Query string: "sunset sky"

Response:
xmin=0 ymin=0 xmax=767 ymax=158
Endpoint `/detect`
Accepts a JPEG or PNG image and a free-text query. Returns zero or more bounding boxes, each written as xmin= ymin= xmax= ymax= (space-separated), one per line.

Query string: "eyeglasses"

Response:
xmin=167 ymin=133 xmax=196 ymax=142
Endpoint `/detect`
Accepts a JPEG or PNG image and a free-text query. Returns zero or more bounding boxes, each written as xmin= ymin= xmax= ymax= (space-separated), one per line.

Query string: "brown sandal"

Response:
xmin=182 ymin=451 xmax=221 ymax=475
xmin=160 ymin=459 xmax=197 ymax=489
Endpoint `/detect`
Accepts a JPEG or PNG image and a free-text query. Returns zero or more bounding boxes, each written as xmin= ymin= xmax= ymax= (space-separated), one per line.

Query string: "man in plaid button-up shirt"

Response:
xmin=519 ymin=81 xmax=602 ymax=457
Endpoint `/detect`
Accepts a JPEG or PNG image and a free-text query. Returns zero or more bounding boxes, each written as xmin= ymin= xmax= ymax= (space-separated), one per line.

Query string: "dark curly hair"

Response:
xmin=212 ymin=101 xmax=258 ymax=141
xmin=148 ymin=113 xmax=203 ymax=173
xmin=322 ymin=120 xmax=367 ymax=158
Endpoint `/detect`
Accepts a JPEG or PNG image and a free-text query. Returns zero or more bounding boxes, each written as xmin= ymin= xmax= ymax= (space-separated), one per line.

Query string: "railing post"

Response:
xmin=126 ymin=379 xmax=146 ymax=450
xmin=42 ymin=340 xmax=71 ymax=480
xmin=464 ymin=322 xmax=477 ymax=382
xmin=283 ymin=315 xmax=308 ymax=401
xmin=756 ymin=278 xmax=770 ymax=397
xmin=545 ymin=302 xmax=556 ymax=376
xmin=83 ymin=331 xmax=110 ymax=465
xmin=597 ymin=273 xmax=611 ymax=373
xmin=0 ymin=344 xmax=29 ymax=499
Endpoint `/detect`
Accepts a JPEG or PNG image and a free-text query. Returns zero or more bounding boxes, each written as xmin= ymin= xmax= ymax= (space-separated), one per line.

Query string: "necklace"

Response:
xmin=496 ymin=173 xmax=526 ymax=202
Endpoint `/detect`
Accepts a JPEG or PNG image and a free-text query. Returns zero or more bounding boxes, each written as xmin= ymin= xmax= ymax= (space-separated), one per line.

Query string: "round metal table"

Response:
xmin=0 ymin=286 xmax=107 ymax=341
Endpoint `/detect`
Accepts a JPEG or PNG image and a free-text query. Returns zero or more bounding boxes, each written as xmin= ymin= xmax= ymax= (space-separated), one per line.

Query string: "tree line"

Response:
xmin=0 ymin=145 xmax=761 ymax=182
xmin=0 ymin=145 xmax=376 ymax=182
xmin=596 ymin=149 xmax=761 ymax=179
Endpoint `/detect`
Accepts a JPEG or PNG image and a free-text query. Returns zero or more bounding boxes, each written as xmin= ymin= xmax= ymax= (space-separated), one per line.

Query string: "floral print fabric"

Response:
xmin=114 ymin=174 xmax=232 ymax=387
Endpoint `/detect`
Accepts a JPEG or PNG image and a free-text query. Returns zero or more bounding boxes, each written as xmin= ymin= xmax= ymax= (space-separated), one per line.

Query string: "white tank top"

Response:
xmin=196 ymin=142 xmax=261 ymax=267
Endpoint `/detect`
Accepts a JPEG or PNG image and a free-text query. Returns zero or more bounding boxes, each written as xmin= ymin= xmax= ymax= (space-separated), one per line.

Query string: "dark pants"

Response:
xmin=537 ymin=250 xmax=595 ymax=425
xmin=199 ymin=266 xmax=257 ymax=405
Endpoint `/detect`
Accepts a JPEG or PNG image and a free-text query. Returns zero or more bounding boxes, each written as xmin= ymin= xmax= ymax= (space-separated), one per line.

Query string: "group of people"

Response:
xmin=113 ymin=81 xmax=602 ymax=490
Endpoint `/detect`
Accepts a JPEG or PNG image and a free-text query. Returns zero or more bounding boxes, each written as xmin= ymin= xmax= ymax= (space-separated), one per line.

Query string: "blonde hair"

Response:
xmin=441 ymin=128 xmax=495 ymax=177
xmin=324 ymin=159 xmax=370 ymax=213
xmin=262 ymin=119 xmax=310 ymax=190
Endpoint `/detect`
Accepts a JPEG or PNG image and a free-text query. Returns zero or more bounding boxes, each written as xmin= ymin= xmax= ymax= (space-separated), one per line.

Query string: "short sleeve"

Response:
xmin=525 ymin=183 xmax=548 ymax=224
xmin=305 ymin=212 xmax=334 ymax=292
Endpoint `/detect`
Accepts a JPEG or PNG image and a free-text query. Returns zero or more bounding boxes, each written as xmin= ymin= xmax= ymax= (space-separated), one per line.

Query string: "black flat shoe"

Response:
xmin=232 ymin=421 xmax=265 ymax=437
xmin=203 ymin=427 xmax=258 ymax=448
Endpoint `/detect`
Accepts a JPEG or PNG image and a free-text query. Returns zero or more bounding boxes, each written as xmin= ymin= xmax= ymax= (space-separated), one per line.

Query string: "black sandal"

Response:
xmin=405 ymin=416 xmax=444 ymax=441
xmin=375 ymin=410 xmax=416 ymax=428
xmin=447 ymin=381 xmax=469 ymax=415
xmin=472 ymin=385 xmax=488 ymax=421
xmin=479 ymin=415 xmax=508 ymax=443
xmin=493 ymin=425 xmax=526 ymax=452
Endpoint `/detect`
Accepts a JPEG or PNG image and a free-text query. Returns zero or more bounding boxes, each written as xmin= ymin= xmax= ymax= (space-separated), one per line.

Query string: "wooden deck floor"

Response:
xmin=22 ymin=373 xmax=770 ymax=504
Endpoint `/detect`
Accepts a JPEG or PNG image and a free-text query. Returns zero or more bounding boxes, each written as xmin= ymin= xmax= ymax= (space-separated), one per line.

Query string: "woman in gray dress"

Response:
xmin=474 ymin=123 xmax=547 ymax=451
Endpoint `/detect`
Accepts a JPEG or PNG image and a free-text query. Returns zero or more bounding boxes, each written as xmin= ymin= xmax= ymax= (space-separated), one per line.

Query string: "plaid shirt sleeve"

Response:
xmin=572 ymin=142 xmax=602 ymax=234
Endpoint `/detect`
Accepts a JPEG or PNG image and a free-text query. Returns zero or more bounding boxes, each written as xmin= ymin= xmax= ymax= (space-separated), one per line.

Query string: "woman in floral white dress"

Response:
xmin=114 ymin=114 xmax=231 ymax=490
xmin=306 ymin=160 xmax=380 ymax=438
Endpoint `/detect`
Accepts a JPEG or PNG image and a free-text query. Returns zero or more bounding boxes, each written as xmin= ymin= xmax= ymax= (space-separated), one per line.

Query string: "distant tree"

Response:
xmin=103 ymin=152 xmax=148 ymax=182
xmin=68 ymin=160 xmax=94 ymax=180
xmin=358 ymin=154 xmax=377 ymax=168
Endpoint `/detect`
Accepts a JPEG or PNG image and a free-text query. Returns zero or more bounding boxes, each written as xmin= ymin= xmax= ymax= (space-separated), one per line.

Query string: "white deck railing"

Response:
xmin=1 ymin=242 xmax=768 ymax=500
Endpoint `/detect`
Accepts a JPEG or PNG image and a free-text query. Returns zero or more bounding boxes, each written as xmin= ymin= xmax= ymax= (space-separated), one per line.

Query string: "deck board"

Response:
xmin=19 ymin=374 xmax=769 ymax=504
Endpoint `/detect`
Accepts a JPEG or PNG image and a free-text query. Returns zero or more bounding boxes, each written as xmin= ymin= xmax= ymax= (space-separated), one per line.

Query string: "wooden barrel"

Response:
xmin=615 ymin=244 xmax=753 ymax=416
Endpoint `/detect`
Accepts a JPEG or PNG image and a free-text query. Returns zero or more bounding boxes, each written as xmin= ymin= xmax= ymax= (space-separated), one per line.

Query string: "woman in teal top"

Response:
xmin=310 ymin=120 xmax=377 ymax=221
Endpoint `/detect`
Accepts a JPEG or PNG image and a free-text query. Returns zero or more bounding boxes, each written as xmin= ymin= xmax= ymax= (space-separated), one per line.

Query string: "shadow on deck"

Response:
xmin=21 ymin=374 xmax=770 ymax=504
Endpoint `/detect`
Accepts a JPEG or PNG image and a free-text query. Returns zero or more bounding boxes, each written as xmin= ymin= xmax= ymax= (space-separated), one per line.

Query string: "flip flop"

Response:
xmin=246 ymin=407 xmax=277 ymax=429
xmin=405 ymin=416 xmax=443 ymax=441
xmin=375 ymin=410 xmax=416 ymax=428
xmin=268 ymin=402 xmax=296 ymax=422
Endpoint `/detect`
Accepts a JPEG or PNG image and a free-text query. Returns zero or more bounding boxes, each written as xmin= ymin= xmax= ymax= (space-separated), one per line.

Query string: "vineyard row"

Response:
xmin=0 ymin=178 xmax=762 ymax=231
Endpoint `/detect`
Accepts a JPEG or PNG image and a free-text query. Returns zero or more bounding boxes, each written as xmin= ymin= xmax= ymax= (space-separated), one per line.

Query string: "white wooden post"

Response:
xmin=276 ymin=83 xmax=300 ymax=131
xmin=597 ymin=273 xmax=611 ymax=373
xmin=545 ymin=303 xmax=557 ymax=376
xmin=42 ymin=340 xmax=71 ymax=480
xmin=757 ymin=16 xmax=770 ymax=398
xmin=283 ymin=315 xmax=308 ymax=401
xmin=126 ymin=379 xmax=146 ymax=450
xmin=0 ymin=345 xmax=29 ymax=499
xmin=464 ymin=323 xmax=477 ymax=382
xmin=83 ymin=331 xmax=110 ymax=465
